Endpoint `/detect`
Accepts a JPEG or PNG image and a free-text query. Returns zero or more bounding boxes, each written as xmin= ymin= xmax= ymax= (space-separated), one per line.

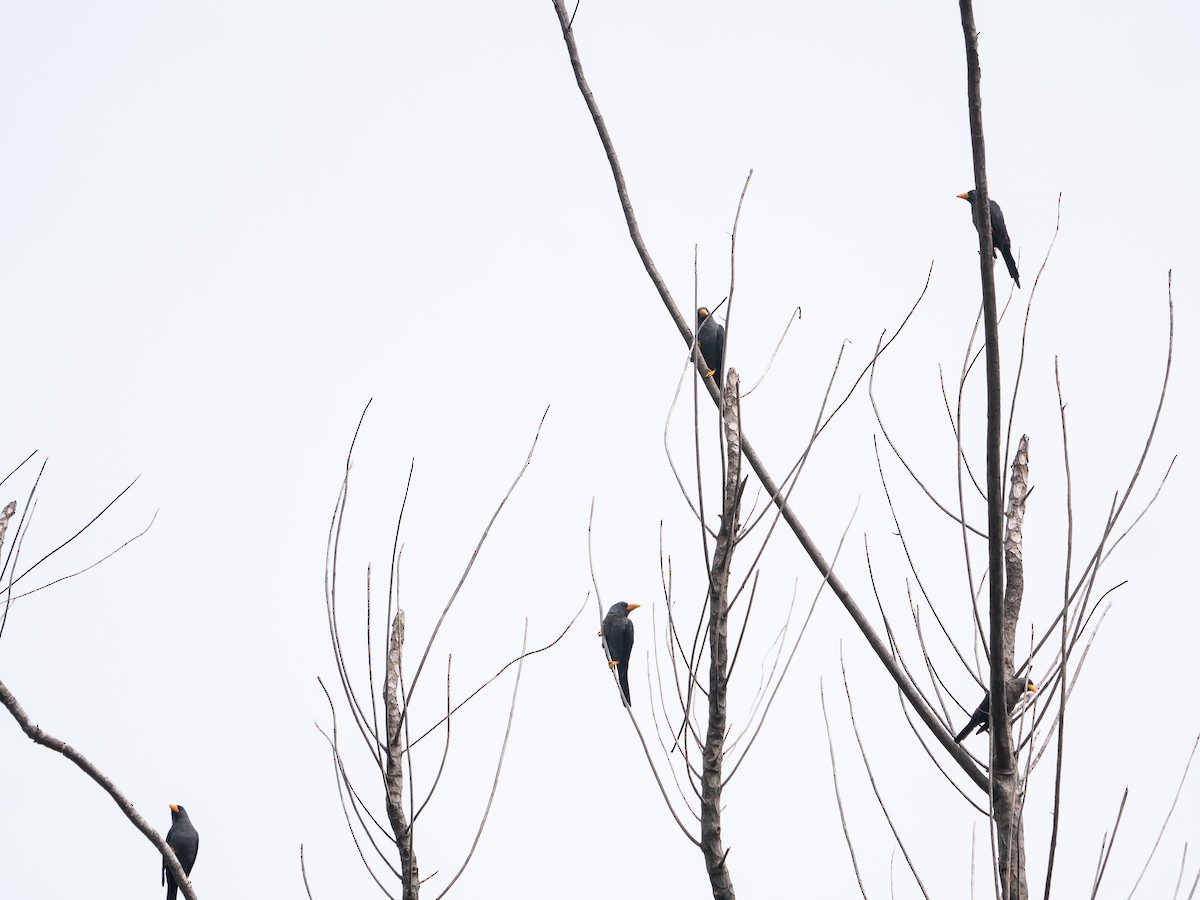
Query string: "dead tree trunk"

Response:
xmin=700 ymin=372 xmax=743 ymax=900
xmin=385 ymin=610 xmax=420 ymax=900
xmin=992 ymin=437 xmax=1030 ymax=899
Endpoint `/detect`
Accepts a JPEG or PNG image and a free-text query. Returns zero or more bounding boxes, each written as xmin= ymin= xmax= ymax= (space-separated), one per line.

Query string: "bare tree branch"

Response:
xmin=0 ymin=679 xmax=198 ymax=900
xmin=1090 ymin=789 xmax=1129 ymax=900
xmin=404 ymin=600 xmax=586 ymax=751
xmin=821 ymin=680 xmax=871 ymax=900
xmin=301 ymin=845 xmax=317 ymax=900
xmin=433 ymin=623 xmax=529 ymax=899
xmin=0 ymin=511 xmax=157 ymax=608
xmin=6 ymin=476 xmax=141 ymax=592
xmin=1126 ymin=736 xmax=1200 ymax=899
xmin=840 ymin=655 xmax=931 ymax=899
xmin=405 ymin=406 xmax=550 ymax=711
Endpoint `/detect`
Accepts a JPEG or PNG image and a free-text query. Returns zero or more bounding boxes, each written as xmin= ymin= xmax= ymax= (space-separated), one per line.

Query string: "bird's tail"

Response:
xmin=618 ymin=666 xmax=631 ymax=707
xmin=1001 ymin=245 xmax=1021 ymax=288
xmin=166 ymin=882 xmax=178 ymax=900
xmin=953 ymin=723 xmax=971 ymax=744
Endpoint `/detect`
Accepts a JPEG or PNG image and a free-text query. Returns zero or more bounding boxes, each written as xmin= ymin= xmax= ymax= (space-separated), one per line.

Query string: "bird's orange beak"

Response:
xmin=169 ymin=804 xmax=179 ymax=813
xmin=1028 ymin=683 xmax=1038 ymax=693
xmin=626 ymin=603 xmax=641 ymax=612
xmin=956 ymin=192 xmax=970 ymax=200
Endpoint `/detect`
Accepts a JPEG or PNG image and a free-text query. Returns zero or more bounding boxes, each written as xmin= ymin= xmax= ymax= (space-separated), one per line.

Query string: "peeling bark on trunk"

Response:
xmin=992 ymin=436 xmax=1030 ymax=900
xmin=0 ymin=501 xmax=15 ymax=551
xmin=701 ymin=372 xmax=742 ymax=900
xmin=385 ymin=610 xmax=420 ymax=900
xmin=1001 ymin=438 xmax=1029 ymax=673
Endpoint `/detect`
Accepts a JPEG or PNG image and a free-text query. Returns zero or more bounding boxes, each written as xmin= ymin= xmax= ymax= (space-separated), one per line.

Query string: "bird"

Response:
xmin=600 ymin=602 xmax=641 ymax=707
xmin=162 ymin=804 xmax=199 ymax=900
xmin=696 ymin=307 xmax=726 ymax=390
xmin=954 ymin=676 xmax=1037 ymax=743
xmin=957 ymin=190 xmax=1021 ymax=288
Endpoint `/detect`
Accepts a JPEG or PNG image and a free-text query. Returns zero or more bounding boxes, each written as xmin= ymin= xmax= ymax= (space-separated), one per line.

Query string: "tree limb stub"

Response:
xmin=385 ymin=610 xmax=420 ymax=900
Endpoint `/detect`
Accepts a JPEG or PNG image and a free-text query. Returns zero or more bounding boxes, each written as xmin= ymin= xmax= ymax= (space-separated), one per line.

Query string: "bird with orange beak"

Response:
xmin=162 ymin=803 xmax=199 ymax=900
xmin=957 ymin=189 xmax=1021 ymax=288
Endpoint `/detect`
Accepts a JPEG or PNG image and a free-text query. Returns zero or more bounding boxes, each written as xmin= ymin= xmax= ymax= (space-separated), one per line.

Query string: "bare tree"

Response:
xmin=310 ymin=404 xmax=582 ymax=899
xmin=0 ymin=457 xmax=197 ymax=898
xmin=547 ymin=1 xmax=1179 ymax=897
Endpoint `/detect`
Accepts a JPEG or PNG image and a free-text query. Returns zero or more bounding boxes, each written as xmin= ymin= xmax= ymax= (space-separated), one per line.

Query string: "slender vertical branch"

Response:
xmin=958 ymin=3 xmax=1026 ymax=897
xmin=821 ymin=680 xmax=871 ymax=900
xmin=1044 ymin=362 xmax=1074 ymax=900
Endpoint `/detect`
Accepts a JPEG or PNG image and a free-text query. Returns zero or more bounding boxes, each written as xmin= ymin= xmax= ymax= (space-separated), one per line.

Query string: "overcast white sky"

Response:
xmin=1 ymin=2 xmax=1197 ymax=897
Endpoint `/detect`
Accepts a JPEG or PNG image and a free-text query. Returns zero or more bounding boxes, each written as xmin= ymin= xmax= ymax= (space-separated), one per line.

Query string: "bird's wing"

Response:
xmin=604 ymin=617 xmax=634 ymax=666
xmin=178 ymin=823 xmax=200 ymax=872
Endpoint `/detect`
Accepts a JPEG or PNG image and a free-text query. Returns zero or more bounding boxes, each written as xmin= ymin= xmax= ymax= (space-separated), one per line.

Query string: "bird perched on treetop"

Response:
xmin=601 ymin=602 xmax=641 ymax=707
xmin=957 ymin=190 xmax=1021 ymax=288
xmin=696 ymin=307 xmax=726 ymax=391
xmin=954 ymin=676 xmax=1037 ymax=743
xmin=163 ymin=804 xmax=199 ymax=900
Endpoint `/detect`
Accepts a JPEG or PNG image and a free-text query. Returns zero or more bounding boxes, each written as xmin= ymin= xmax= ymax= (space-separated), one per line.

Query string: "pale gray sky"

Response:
xmin=1 ymin=2 xmax=1197 ymax=897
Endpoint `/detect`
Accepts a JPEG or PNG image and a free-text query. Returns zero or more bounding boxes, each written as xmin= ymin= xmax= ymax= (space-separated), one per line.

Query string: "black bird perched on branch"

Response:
xmin=696 ymin=307 xmax=726 ymax=390
xmin=957 ymin=190 xmax=1021 ymax=288
xmin=163 ymin=804 xmax=199 ymax=900
xmin=954 ymin=676 xmax=1037 ymax=743
xmin=601 ymin=602 xmax=641 ymax=707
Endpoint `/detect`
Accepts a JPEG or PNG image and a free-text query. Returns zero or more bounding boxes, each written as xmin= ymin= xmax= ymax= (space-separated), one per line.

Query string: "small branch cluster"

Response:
xmin=312 ymin=404 xmax=577 ymax=899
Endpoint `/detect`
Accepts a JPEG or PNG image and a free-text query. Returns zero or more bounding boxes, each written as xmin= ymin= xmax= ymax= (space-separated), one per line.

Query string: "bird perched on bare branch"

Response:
xmin=696 ymin=307 xmax=726 ymax=390
xmin=601 ymin=602 xmax=640 ymax=707
xmin=163 ymin=804 xmax=199 ymax=900
xmin=954 ymin=676 xmax=1037 ymax=743
xmin=957 ymin=190 xmax=1021 ymax=288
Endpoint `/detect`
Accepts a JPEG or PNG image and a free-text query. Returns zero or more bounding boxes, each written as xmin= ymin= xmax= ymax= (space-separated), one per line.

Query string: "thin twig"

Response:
xmin=869 ymin=333 xmax=986 ymax=538
xmin=404 ymin=599 xmax=586 ymax=750
xmin=821 ymin=680 xmax=871 ymax=900
xmin=6 ymin=477 xmax=141 ymax=591
xmin=412 ymin=657 xmax=454 ymax=825
xmin=1172 ymin=844 xmax=1189 ymax=900
xmin=841 ymin=654 xmax=932 ymax=899
xmin=300 ymin=845 xmax=317 ymax=900
xmin=1043 ymin=356 xmax=1074 ymax=900
xmin=434 ymin=622 xmax=530 ymax=899
xmin=1090 ymin=789 xmax=1129 ymax=900
xmin=1 ymin=511 xmax=157 ymax=607
xmin=405 ymin=406 xmax=549 ymax=709
xmin=1126 ymin=736 xmax=1200 ymax=899
xmin=722 ymin=498 xmax=856 ymax=786
xmin=741 ymin=307 xmax=802 ymax=397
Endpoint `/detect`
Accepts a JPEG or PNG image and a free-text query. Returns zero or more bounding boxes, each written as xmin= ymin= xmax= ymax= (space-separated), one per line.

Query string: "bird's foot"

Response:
xmin=706 ymin=368 xmax=715 ymax=378
xmin=608 ymin=660 xmax=619 ymax=669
